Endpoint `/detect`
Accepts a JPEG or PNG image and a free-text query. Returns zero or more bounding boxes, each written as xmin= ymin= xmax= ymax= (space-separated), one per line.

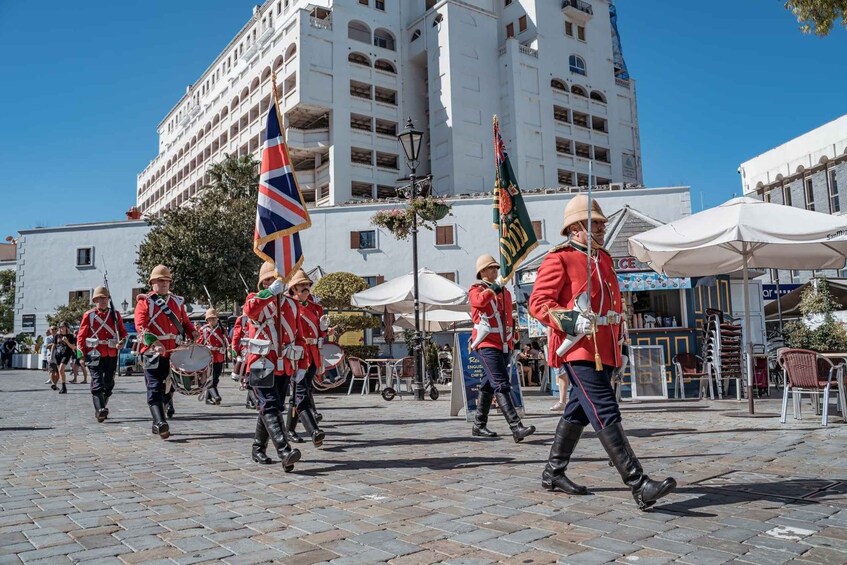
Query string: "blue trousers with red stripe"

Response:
xmin=476 ymin=347 xmax=512 ymax=394
xmin=561 ymin=361 xmax=621 ymax=431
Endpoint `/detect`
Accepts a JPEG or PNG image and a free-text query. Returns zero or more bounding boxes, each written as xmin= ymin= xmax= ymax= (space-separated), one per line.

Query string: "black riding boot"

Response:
xmin=92 ymin=393 xmax=107 ymax=423
xmin=102 ymin=394 xmax=110 ymax=419
xmin=246 ymin=389 xmax=258 ymax=410
xmin=211 ymin=387 xmax=222 ymax=405
xmin=598 ymin=422 xmax=677 ymax=510
xmin=251 ymin=416 xmax=273 ymax=464
xmin=542 ymin=419 xmax=589 ymax=494
xmin=472 ymin=388 xmax=498 ymax=438
xmin=261 ymin=411 xmax=301 ymax=472
xmin=494 ymin=391 xmax=536 ymax=443
xmin=286 ymin=404 xmax=304 ymax=443
xmin=298 ymin=407 xmax=325 ymax=448
xmin=149 ymin=404 xmax=170 ymax=439
xmin=309 ymin=394 xmax=322 ymax=423
xmin=166 ymin=397 xmax=175 ymax=419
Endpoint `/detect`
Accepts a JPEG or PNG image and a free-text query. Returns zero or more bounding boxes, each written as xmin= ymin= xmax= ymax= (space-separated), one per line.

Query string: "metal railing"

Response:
xmin=562 ymin=0 xmax=593 ymax=16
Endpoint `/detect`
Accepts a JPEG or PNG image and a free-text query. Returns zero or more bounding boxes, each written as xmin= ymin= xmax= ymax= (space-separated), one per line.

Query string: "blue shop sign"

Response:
xmin=762 ymin=284 xmax=801 ymax=301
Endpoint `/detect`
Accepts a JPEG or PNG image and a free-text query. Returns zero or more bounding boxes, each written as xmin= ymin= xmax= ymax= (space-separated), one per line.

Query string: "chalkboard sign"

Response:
xmin=450 ymin=330 xmax=524 ymax=420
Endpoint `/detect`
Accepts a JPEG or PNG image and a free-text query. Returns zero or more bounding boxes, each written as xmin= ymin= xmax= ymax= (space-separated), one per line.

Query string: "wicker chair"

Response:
xmin=777 ymin=348 xmax=847 ymax=426
xmin=672 ymin=353 xmax=713 ymax=400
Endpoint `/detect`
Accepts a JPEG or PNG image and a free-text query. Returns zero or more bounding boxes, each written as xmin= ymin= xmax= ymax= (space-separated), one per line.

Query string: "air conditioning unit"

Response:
xmin=569 ymin=186 xmax=582 ymax=193
xmin=610 ymin=182 xmax=624 ymax=191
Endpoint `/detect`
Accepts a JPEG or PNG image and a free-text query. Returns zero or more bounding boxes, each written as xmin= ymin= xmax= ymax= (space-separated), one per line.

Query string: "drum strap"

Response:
xmin=279 ymin=297 xmax=296 ymax=344
xmin=152 ymin=295 xmax=185 ymax=338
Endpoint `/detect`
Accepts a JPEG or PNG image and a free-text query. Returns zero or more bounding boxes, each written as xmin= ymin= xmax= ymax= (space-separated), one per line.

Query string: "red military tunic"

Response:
xmin=469 ymin=282 xmax=517 ymax=352
xmin=243 ymin=292 xmax=308 ymax=376
xmin=77 ymin=308 xmax=128 ymax=358
xmin=529 ymin=241 xmax=623 ymax=369
xmin=198 ymin=324 xmax=228 ymax=364
xmin=231 ymin=314 xmax=248 ymax=358
xmin=296 ymin=297 xmax=327 ymax=375
xmin=134 ymin=293 xmax=196 ymax=358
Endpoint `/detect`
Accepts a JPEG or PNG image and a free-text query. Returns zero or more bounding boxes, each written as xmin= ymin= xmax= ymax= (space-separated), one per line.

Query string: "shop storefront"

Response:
xmin=513 ymin=205 xmax=735 ymax=398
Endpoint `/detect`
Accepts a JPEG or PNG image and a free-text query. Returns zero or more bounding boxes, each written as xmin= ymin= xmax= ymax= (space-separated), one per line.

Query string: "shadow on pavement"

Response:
xmin=295 ymin=455 xmax=521 ymax=475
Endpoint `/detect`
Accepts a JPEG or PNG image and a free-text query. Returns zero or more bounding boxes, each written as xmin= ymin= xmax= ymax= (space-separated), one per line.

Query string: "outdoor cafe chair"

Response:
xmin=777 ymin=348 xmax=847 ymax=426
xmin=347 ymin=357 xmax=380 ymax=396
xmin=672 ymin=352 xmax=714 ymax=400
xmin=389 ymin=356 xmax=415 ymax=397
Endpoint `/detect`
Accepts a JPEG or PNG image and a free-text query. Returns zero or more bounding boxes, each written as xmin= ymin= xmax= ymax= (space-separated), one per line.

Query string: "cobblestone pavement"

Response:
xmin=2 ymin=370 xmax=847 ymax=564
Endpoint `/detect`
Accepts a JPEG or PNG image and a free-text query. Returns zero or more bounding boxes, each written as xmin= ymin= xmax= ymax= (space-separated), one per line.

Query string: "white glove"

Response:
xmin=319 ymin=315 xmax=329 ymax=332
xmin=575 ymin=313 xmax=594 ymax=335
xmin=268 ymin=279 xmax=284 ymax=296
xmin=317 ymin=338 xmax=324 ymax=348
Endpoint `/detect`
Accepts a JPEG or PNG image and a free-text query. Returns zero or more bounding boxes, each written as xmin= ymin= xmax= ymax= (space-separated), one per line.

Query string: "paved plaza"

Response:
xmin=2 ymin=371 xmax=847 ymax=564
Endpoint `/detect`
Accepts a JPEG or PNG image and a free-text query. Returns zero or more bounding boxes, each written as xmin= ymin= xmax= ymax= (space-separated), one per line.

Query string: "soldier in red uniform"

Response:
xmin=242 ymin=261 xmax=308 ymax=470
xmin=198 ymin=308 xmax=228 ymax=405
xmin=134 ymin=264 xmax=196 ymax=439
xmin=230 ymin=313 xmax=258 ymax=409
xmin=77 ymin=286 xmax=127 ymax=423
xmin=529 ymin=195 xmax=676 ymax=510
xmin=284 ymin=269 xmax=328 ymax=447
xmin=469 ymin=254 xmax=536 ymax=442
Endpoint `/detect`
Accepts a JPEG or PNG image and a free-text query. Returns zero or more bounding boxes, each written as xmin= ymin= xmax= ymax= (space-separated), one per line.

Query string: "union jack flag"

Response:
xmin=253 ymin=102 xmax=311 ymax=282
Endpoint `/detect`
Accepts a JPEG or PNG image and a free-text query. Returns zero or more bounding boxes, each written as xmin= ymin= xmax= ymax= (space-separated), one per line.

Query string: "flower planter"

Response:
xmin=11 ymin=354 xmax=40 ymax=370
xmin=417 ymin=203 xmax=450 ymax=222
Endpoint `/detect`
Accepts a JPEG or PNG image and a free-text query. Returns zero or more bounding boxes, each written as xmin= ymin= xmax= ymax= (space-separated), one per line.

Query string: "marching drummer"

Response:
xmin=285 ymin=269 xmax=328 ymax=447
xmin=134 ymin=264 xmax=196 ymax=439
xmin=77 ymin=286 xmax=127 ymax=423
xmin=198 ymin=308 xmax=228 ymax=405
xmin=242 ymin=261 xmax=311 ymax=471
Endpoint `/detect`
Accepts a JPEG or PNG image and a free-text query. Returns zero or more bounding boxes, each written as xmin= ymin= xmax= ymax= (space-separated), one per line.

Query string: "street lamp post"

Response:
xmin=397 ymin=118 xmax=426 ymax=401
xmin=121 ymin=299 xmax=129 ymax=313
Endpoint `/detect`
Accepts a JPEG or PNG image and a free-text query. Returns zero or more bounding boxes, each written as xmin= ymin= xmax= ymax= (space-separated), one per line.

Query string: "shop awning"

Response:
xmin=764 ymin=278 xmax=847 ymax=320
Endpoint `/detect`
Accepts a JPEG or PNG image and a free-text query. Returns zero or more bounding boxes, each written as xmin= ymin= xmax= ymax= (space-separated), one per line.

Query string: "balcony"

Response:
xmin=286 ymin=127 xmax=329 ymax=149
xmin=562 ymin=0 xmax=593 ymax=23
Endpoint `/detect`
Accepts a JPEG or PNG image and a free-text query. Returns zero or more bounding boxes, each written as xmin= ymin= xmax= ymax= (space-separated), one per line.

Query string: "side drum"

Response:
xmin=170 ymin=344 xmax=212 ymax=395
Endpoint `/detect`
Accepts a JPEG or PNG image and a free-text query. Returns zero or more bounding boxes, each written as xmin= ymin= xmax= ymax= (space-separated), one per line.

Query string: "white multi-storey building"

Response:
xmin=739 ymin=113 xmax=847 ymax=284
xmin=137 ymin=0 xmax=642 ymax=215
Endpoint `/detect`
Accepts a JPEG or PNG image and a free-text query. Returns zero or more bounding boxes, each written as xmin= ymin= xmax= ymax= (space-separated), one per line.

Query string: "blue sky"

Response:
xmin=0 ymin=1 xmax=844 ymax=240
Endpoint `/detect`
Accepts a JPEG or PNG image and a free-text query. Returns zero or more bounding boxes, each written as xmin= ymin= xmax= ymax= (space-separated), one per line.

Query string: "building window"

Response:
xmin=376 ymin=0 xmax=385 ymax=10
xmin=569 ymin=55 xmax=586 ymax=76
xmin=359 ymin=0 xmax=368 ymax=5
xmin=763 ymin=190 xmax=771 ymax=203
xmin=505 ymin=0 xmax=512 ymax=5
xmin=69 ymin=290 xmax=91 ymax=304
xmin=577 ymin=25 xmax=586 ymax=41
xmin=435 ymin=225 xmax=455 ymax=246
xmin=783 ymin=184 xmax=792 ymax=207
xmin=565 ymin=21 xmax=573 ymax=36
xmin=411 ymin=29 xmax=421 ymax=42
xmin=351 ymin=230 xmax=377 ymax=250
xmin=518 ymin=15 xmax=527 ymax=32
xmin=594 ymin=146 xmax=610 ymax=163
xmin=572 ymin=111 xmax=589 ymax=128
xmin=531 ymin=220 xmax=543 ymax=240
xmin=829 ymin=169 xmax=840 ymax=213
xmin=433 ymin=14 xmax=443 ymax=27
xmin=373 ymin=28 xmax=396 ymax=50
xmin=555 ymin=137 xmax=573 ymax=155
xmin=76 ymin=247 xmax=94 ymax=267
xmin=805 ymin=178 xmax=814 ymax=211
xmin=506 ymin=22 xmax=515 ymax=38
xmin=553 ymin=106 xmax=569 ymax=123
xmin=437 ymin=272 xmax=457 ymax=282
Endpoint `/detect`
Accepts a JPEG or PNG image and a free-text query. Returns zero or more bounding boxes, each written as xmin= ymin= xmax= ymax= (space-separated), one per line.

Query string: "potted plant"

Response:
xmin=371 ymin=209 xmax=414 ymax=240
xmin=785 ymin=278 xmax=847 ymax=352
xmin=411 ymin=196 xmax=451 ymax=222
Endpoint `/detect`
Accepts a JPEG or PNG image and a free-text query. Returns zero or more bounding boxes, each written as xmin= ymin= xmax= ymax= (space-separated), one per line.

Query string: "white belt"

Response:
xmin=209 ymin=346 xmax=226 ymax=353
xmin=304 ymin=338 xmax=318 ymax=345
xmin=595 ymin=312 xmax=623 ymax=326
xmin=153 ymin=333 xmax=178 ymax=340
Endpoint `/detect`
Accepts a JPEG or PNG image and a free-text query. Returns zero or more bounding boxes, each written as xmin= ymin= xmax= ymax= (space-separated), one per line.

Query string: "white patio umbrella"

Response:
xmin=628 ymin=196 xmax=847 ymax=413
xmin=350 ymin=268 xmax=468 ymax=314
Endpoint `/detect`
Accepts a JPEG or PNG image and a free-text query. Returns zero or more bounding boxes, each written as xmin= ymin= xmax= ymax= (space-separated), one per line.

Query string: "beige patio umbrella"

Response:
xmin=629 ymin=197 xmax=847 ymax=413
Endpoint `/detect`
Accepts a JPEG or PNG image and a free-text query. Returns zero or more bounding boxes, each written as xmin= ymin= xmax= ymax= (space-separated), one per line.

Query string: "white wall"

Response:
xmin=14 ymin=221 xmax=150 ymax=337
xmin=299 ymin=186 xmax=690 ymax=287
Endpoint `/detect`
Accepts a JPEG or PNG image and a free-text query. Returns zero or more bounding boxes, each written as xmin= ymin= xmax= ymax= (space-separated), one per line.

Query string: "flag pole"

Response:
xmin=270 ymin=71 xmax=288 ymax=145
xmin=587 ymin=160 xmax=602 ymax=371
xmin=493 ymin=115 xmax=503 ymax=280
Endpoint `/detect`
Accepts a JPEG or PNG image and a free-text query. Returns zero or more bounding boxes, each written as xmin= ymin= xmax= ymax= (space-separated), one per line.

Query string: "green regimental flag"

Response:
xmin=493 ymin=116 xmax=538 ymax=282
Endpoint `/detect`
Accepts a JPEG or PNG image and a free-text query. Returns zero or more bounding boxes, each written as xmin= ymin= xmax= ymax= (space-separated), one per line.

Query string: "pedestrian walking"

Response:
xmin=77 ymin=286 xmax=127 ymax=423
xmin=134 ymin=264 xmax=196 ymax=439
xmin=469 ymin=254 xmax=536 ymax=442
xmin=53 ymin=323 xmax=76 ymax=394
xmin=529 ymin=195 xmax=676 ymax=510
